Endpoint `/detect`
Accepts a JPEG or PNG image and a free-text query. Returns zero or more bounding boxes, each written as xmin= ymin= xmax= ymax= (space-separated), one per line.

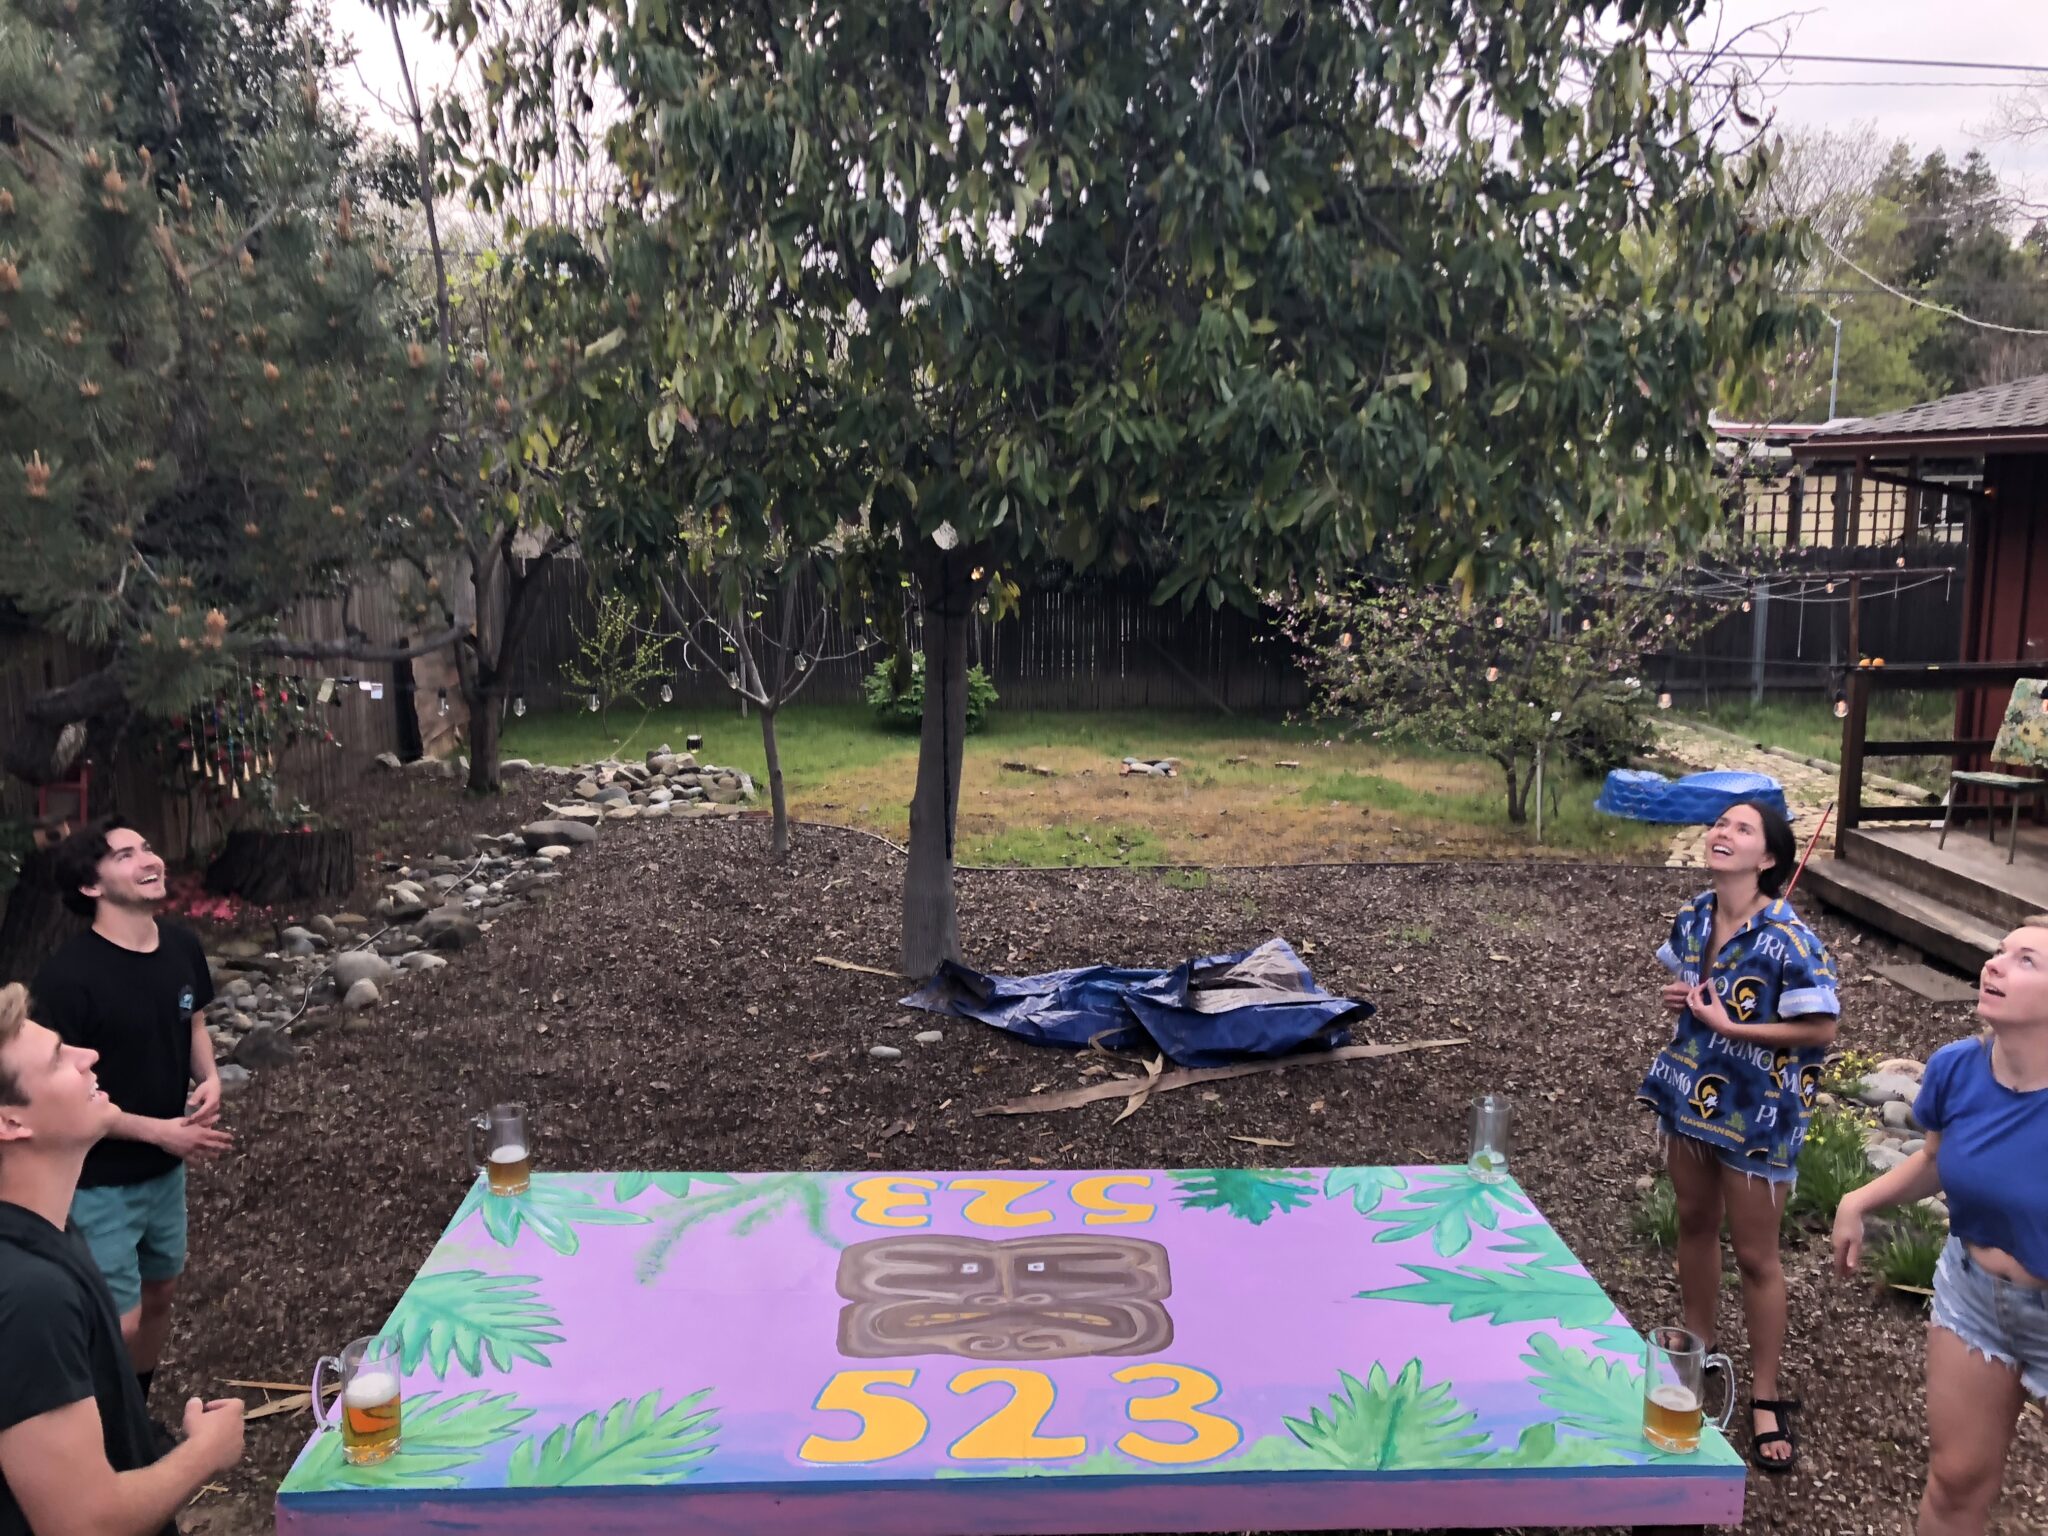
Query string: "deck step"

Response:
xmin=1837 ymin=827 xmax=2048 ymax=929
xmin=1802 ymin=856 xmax=2004 ymax=973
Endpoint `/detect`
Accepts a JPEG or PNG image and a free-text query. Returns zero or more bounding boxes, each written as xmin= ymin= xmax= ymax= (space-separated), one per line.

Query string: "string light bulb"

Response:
xmin=436 ymin=688 xmax=449 ymax=717
xmin=513 ymin=696 xmax=526 ymax=718
xmin=587 ymin=692 xmax=600 ymax=713
xmin=659 ymin=683 xmax=673 ymax=703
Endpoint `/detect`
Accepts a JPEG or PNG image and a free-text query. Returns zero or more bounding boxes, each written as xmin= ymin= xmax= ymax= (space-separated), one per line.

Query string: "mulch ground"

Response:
xmin=168 ymin=794 xmax=2046 ymax=1535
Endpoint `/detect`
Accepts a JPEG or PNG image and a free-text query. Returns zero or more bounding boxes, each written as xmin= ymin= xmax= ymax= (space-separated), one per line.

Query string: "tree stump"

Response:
xmin=204 ymin=828 xmax=355 ymax=908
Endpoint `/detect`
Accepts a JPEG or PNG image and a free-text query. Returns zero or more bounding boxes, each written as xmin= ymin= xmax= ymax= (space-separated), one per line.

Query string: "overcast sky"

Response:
xmin=331 ymin=0 xmax=2048 ymax=194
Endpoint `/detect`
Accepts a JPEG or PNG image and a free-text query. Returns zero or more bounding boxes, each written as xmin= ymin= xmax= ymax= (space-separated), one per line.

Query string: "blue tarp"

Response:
xmin=902 ymin=938 xmax=1373 ymax=1068
xmin=1595 ymin=768 xmax=1792 ymax=825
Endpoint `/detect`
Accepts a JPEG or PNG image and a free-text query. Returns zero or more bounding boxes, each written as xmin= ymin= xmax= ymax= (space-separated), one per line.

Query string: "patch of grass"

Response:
xmin=1397 ymin=924 xmax=1435 ymax=946
xmin=965 ymin=822 xmax=1165 ymax=868
xmin=1872 ymin=1204 xmax=1947 ymax=1293
xmin=1788 ymin=1110 xmax=1876 ymax=1226
xmin=1631 ymin=1176 xmax=1679 ymax=1250
xmin=1160 ymin=868 xmax=1212 ymax=892
xmin=1687 ymin=690 xmax=1957 ymax=793
xmin=1303 ymin=766 xmax=1667 ymax=856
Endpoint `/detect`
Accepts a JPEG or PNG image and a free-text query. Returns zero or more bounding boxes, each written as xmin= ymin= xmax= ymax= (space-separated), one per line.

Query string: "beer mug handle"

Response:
xmin=311 ymin=1354 xmax=343 ymax=1433
xmin=467 ymin=1111 xmax=488 ymax=1176
xmin=1703 ymin=1352 xmax=1736 ymax=1432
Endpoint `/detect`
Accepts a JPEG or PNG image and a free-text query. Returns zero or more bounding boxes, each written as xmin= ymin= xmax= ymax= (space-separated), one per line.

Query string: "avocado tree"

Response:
xmin=464 ymin=0 xmax=1807 ymax=973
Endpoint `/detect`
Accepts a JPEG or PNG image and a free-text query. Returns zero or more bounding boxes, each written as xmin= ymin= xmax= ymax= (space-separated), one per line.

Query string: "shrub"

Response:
xmin=1872 ymin=1204 xmax=1947 ymax=1293
xmin=1788 ymin=1109 xmax=1876 ymax=1225
xmin=1821 ymin=1047 xmax=1883 ymax=1102
xmin=1632 ymin=1175 xmax=1679 ymax=1249
xmin=864 ymin=656 xmax=998 ymax=733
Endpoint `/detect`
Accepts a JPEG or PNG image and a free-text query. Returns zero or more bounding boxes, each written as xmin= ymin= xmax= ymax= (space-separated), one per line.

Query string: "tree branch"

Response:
xmin=251 ymin=619 xmax=467 ymax=663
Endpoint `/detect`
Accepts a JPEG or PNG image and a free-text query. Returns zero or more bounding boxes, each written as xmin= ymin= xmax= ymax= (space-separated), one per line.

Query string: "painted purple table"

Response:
xmin=275 ymin=1167 xmax=1743 ymax=1534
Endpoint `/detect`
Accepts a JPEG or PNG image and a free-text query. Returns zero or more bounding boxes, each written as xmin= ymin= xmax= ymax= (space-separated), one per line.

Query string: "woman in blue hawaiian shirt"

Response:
xmin=1636 ymin=800 xmax=1841 ymax=1473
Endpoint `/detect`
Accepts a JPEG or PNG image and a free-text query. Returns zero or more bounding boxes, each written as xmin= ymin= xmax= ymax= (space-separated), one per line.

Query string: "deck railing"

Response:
xmin=1839 ymin=662 xmax=2048 ymax=831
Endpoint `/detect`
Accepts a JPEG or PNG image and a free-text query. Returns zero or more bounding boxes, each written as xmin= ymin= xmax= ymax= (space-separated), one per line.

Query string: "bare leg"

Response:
xmin=1721 ymin=1166 xmax=1792 ymax=1460
xmin=1666 ymin=1136 xmax=1724 ymax=1349
xmin=1918 ymin=1324 xmax=2025 ymax=1536
xmin=131 ymin=1277 xmax=178 ymax=1375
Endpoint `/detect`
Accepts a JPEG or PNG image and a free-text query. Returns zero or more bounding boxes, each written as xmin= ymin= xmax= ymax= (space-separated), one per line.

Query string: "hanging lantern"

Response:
xmin=1485 ymin=666 xmax=1499 ymax=682
xmin=1741 ymin=599 xmax=1752 ymax=613
xmin=659 ymin=683 xmax=674 ymax=704
xmin=513 ymin=696 xmax=527 ymax=718
xmin=587 ymin=692 xmax=600 ymax=713
xmin=1833 ymin=692 xmax=1849 ymax=720
xmin=1657 ymin=692 xmax=1673 ymax=711
xmin=437 ymin=687 xmax=450 ymax=717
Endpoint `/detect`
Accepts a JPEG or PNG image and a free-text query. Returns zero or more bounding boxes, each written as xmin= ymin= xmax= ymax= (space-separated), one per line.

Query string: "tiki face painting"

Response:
xmin=834 ymin=1234 xmax=1174 ymax=1360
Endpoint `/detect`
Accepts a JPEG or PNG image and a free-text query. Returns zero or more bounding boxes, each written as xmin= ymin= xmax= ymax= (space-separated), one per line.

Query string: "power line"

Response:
xmin=1819 ymin=235 xmax=2048 ymax=334
xmin=1757 ymin=79 xmax=2025 ymax=90
xmin=1661 ymin=48 xmax=2048 ymax=76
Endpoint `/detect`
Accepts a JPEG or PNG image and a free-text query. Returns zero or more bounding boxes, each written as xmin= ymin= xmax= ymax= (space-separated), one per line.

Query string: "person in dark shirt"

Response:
xmin=0 ymin=981 xmax=244 ymax=1535
xmin=31 ymin=820 xmax=233 ymax=1409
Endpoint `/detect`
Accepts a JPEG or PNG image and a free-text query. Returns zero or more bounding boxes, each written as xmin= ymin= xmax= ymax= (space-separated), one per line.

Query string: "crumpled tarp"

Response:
xmin=901 ymin=938 xmax=1374 ymax=1068
xmin=1594 ymin=768 xmax=1791 ymax=826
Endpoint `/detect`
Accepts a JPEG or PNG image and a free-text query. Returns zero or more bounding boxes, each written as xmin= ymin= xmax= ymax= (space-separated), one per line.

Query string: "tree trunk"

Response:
xmin=204 ymin=828 xmax=355 ymax=907
xmin=760 ymin=705 xmax=790 ymax=860
xmin=0 ymin=849 xmax=85 ymax=986
xmin=900 ymin=550 xmax=975 ymax=977
xmin=1503 ymin=755 xmax=1528 ymax=825
xmin=467 ymin=687 xmax=503 ymax=795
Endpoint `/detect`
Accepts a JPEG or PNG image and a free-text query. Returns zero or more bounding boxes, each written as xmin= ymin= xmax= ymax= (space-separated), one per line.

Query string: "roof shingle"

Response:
xmin=1802 ymin=373 xmax=2048 ymax=450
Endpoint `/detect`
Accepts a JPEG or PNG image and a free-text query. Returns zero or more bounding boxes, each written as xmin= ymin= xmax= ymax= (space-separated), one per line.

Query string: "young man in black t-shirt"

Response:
xmin=32 ymin=821 xmax=233 ymax=1409
xmin=0 ymin=981 xmax=244 ymax=1535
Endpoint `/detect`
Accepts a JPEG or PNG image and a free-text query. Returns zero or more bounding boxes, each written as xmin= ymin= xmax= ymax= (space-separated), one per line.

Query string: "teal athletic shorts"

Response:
xmin=70 ymin=1164 xmax=187 ymax=1314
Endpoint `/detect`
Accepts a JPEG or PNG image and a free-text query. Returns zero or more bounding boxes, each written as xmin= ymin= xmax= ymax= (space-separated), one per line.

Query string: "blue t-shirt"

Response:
xmin=1636 ymin=892 xmax=1841 ymax=1171
xmin=1916 ymin=1037 xmax=2048 ymax=1283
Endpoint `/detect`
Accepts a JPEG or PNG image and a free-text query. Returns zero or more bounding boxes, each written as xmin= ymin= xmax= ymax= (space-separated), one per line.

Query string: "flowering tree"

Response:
xmin=1281 ymin=561 xmax=1722 ymax=826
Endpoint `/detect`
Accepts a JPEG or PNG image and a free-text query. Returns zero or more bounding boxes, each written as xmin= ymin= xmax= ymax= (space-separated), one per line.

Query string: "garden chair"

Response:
xmin=1939 ymin=678 xmax=2048 ymax=865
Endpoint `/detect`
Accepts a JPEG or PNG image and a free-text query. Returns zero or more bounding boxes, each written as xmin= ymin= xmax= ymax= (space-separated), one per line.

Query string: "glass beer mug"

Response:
xmin=1641 ymin=1325 xmax=1733 ymax=1453
xmin=470 ymin=1102 xmax=533 ymax=1196
xmin=312 ymin=1335 xmax=403 ymax=1466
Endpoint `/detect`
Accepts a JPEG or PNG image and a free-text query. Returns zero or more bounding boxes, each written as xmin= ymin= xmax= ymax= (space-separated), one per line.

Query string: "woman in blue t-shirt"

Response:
xmin=1636 ymin=800 xmax=1842 ymax=1473
xmin=1834 ymin=921 xmax=2048 ymax=1536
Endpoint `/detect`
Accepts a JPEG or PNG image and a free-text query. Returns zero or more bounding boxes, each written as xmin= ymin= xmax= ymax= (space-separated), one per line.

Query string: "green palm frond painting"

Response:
xmin=281 ymin=1391 xmax=531 ymax=1492
xmin=1170 ymin=1169 xmax=1316 ymax=1225
xmin=613 ymin=1171 xmax=740 ymax=1204
xmin=636 ymin=1173 xmax=840 ymax=1283
xmin=1359 ymin=1260 xmax=1618 ymax=1330
xmin=453 ymin=1178 xmax=649 ymax=1257
xmin=1367 ymin=1171 xmax=1530 ymax=1256
xmin=1523 ymin=1332 xmax=1698 ymax=1463
xmin=386 ymin=1270 xmax=561 ymax=1379
xmin=506 ymin=1390 xmax=718 ymax=1487
xmin=1280 ymin=1361 xmax=1488 ymax=1470
xmin=1323 ymin=1166 xmax=1410 ymax=1215
xmin=1487 ymin=1219 xmax=1580 ymax=1272
xmin=1484 ymin=1420 xmax=1629 ymax=1469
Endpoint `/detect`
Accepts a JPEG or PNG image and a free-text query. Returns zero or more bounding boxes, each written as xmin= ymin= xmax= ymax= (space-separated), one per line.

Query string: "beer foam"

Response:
xmin=1648 ymin=1383 xmax=1699 ymax=1413
xmin=488 ymin=1144 xmax=528 ymax=1164
xmin=344 ymin=1370 xmax=400 ymax=1410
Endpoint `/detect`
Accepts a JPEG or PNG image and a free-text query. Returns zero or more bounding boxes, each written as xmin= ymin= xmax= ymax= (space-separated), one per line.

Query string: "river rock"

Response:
xmin=417 ymin=910 xmax=483 ymax=952
xmin=914 ymin=1030 xmax=944 ymax=1045
xmin=217 ymin=1064 xmax=254 ymax=1095
xmin=1881 ymin=1099 xmax=1921 ymax=1132
xmin=501 ymin=759 xmax=533 ymax=776
xmin=1856 ymin=1069 xmax=1922 ymax=1108
xmin=868 ymin=1045 xmax=904 ymax=1061
xmin=307 ymin=914 xmax=338 ymax=941
xmin=342 ymin=978 xmax=381 ymax=1013
xmin=398 ymin=952 xmax=449 ymax=972
xmin=521 ymin=819 xmax=599 ymax=851
xmin=330 ymin=952 xmax=394 ymax=992
xmin=230 ymin=1024 xmax=298 ymax=1070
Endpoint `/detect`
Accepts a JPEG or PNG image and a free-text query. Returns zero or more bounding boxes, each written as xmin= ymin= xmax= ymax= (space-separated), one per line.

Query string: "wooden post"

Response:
xmin=1840 ymin=668 xmax=1870 ymax=833
xmin=1749 ymin=580 xmax=1770 ymax=704
xmin=1904 ymin=456 xmax=1923 ymax=545
xmin=1786 ymin=471 xmax=1804 ymax=548
xmin=1846 ymin=573 xmax=1863 ymax=668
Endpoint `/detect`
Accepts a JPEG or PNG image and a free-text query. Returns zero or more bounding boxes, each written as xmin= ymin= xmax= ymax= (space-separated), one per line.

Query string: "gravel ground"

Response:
xmin=166 ymin=804 xmax=2044 ymax=1535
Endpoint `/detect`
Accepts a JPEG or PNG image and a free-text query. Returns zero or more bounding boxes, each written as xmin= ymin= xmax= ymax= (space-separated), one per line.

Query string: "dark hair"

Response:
xmin=51 ymin=816 xmax=136 ymax=918
xmin=1726 ymin=799 xmax=1798 ymax=898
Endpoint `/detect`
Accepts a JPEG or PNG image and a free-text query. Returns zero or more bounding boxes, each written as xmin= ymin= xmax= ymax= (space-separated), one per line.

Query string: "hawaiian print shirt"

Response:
xmin=1635 ymin=892 xmax=1841 ymax=1172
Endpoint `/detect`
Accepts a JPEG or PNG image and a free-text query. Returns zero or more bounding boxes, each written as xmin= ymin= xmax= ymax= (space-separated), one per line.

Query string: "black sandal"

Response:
xmin=1748 ymin=1397 xmax=1800 ymax=1474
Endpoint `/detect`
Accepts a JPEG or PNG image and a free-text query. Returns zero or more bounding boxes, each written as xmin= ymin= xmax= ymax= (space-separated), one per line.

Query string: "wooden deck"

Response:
xmin=1803 ymin=821 xmax=2048 ymax=970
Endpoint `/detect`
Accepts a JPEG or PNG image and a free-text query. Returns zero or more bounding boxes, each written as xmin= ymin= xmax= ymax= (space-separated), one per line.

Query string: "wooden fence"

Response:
xmin=0 ymin=581 xmax=417 ymax=859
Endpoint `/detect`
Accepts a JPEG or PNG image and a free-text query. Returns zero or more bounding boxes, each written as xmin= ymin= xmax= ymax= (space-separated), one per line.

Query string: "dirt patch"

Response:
xmin=166 ymin=815 xmax=2042 ymax=1535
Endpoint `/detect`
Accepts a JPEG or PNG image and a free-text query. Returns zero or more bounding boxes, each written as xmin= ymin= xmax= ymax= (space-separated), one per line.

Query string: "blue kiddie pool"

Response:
xmin=1595 ymin=768 xmax=1792 ymax=825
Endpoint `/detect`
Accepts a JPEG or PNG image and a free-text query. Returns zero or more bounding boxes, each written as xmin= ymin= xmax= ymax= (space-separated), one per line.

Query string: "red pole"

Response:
xmin=1785 ymin=800 xmax=1835 ymax=901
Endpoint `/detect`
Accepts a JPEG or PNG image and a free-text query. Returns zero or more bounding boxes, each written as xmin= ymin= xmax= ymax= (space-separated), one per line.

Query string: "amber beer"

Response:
xmin=487 ymin=1141 xmax=532 ymax=1197
xmin=1643 ymin=1382 xmax=1704 ymax=1453
xmin=341 ymin=1367 xmax=403 ymax=1466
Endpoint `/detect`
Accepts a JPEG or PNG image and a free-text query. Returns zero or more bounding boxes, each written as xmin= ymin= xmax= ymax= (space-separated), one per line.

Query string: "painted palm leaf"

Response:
xmin=1488 ymin=1219 xmax=1580 ymax=1272
xmin=454 ymin=1179 xmax=649 ymax=1257
xmin=1280 ymin=1361 xmax=1488 ymax=1470
xmin=1359 ymin=1259 xmax=1618 ymax=1330
xmin=1170 ymin=1169 xmax=1316 ymax=1225
xmin=507 ymin=1390 xmax=718 ymax=1487
xmin=613 ymin=1171 xmax=740 ymax=1204
xmin=1367 ymin=1171 xmax=1530 ymax=1256
xmin=636 ymin=1173 xmax=841 ymax=1283
xmin=1485 ymin=1420 xmax=1628 ymax=1469
xmin=1323 ymin=1166 xmax=1410 ymax=1215
xmin=282 ymin=1391 xmax=531 ymax=1492
xmin=1522 ymin=1332 xmax=1688 ymax=1462
xmin=386 ymin=1270 xmax=562 ymax=1379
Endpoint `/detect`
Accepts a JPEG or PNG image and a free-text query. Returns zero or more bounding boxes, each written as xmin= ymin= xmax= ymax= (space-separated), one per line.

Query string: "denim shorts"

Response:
xmin=1931 ymin=1237 xmax=2048 ymax=1401
xmin=69 ymin=1164 xmax=187 ymax=1314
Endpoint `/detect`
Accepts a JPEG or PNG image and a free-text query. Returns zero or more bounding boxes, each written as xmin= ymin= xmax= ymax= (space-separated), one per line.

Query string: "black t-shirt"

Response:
xmin=0 ymin=1201 xmax=171 ymax=1536
xmin=32 ymin=925 xmax=215 ymax=1188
